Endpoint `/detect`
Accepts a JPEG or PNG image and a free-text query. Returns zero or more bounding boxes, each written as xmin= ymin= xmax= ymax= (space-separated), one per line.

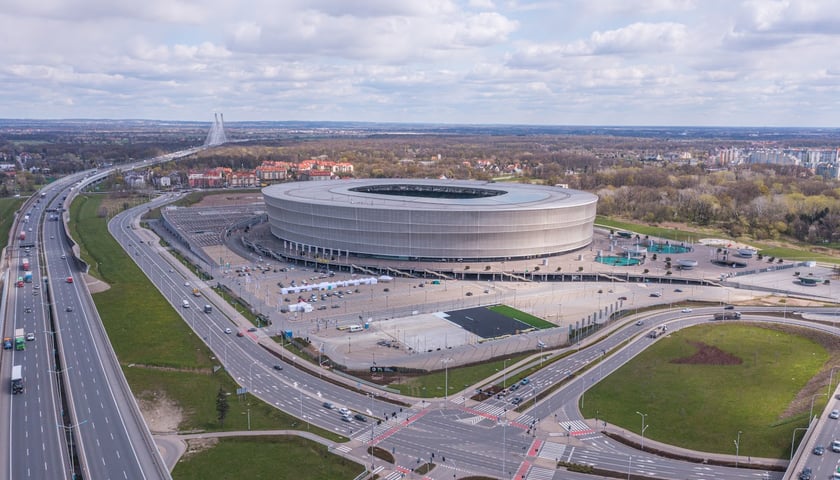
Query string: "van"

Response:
xmin=182 ymin=300 xmax=190 ymax=308
xmin=204 ymin=305 xmax=212 ymax=313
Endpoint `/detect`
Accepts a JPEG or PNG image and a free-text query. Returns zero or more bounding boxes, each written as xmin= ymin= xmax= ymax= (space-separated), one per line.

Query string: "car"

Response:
xmin=836 ymin=393 xmax=840 ymax=400
xmin=247 ymin=327 xmax=258 ymax=332
xmin=3 ymin=338 xmax=11 ymax=349
xmin=331 ymin=304 xmax=340 ymax=308
xmin=60 ymin=254 xmax=66 ymax=259
xmin=681 ymin=308 xmax=693 ymax=313
xmin=799 ymin=466 xmax=813 ymax=480
xmin=830 ymin=409 xmax=840 ymax=419
xmin=33 ymin=285 xmax=39 ymax=290
xmin=184 ymin=281 xmax=191 ymax=287
xmin=649 ymin=292 xmax=662 ymax=297
xmin=338 ymin=407 xmax=351 ymax=416
xmin=50 ymin=235 xmax=54 ymax=239
xmin=674 ymin=288 xmax=683 ymax=292
xmin=520 ymin=378 xmax=530 ymax=386
xmin=511 ymin=397 xmax=523 ymax=405
xmin=224 ymin=328 xmax=232 ymax=334
xmin=66 ymin=277 xmax=73 ymax=283
xmin=317 ymin=305 xmax=327 ymax=310
xmin=831 ymin=439 xmax=840 ymax=453
xmin=24 ymin=307 xmax=32 ymax=313
xmin=66 ymin=306 xmax=74 ymax=312
xmin=273 ymin=364 xmax=283 ymax=371
xmin=322 ymin=402 xmax=334 ymax=410
xmin=236 ymin=331 xmax=244 ymax=337
xmin=354 ymin=413 xmax=367 ymax=422
xmin=724 ymin=305 xmax=735 ymax=310
xmin=341 ymin=415 xmax=351 ymax=422
xmin=618 ymin=296 xmax=628 ymax=301
xmin=635 ymin=320 xmax=644 ymax=326
xmin=509 ymin=384 xmax=520 ymax=392
xmin=25 ymin=332 xmax=34 ymax=341
xmin=813 ymin=445 xmax=825 ymax=455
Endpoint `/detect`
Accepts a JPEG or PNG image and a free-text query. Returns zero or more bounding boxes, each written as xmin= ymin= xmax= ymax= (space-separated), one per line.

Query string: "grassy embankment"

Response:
xmin=581 ymin=323 xmax=829 ymax=458
xmin=0 ymin=196 xmax=26 ymax=251
xmin=68 ymin=194 xmax=358 ymax=478
xmin=172 ymin=436 xmax=362 ymax=480
xmin=596 ymin=215 xmax=840 ymax=264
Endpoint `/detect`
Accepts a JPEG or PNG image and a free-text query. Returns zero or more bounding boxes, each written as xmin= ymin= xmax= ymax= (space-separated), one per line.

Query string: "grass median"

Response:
xmin=581 ymin=322 xmax=830 ymax=458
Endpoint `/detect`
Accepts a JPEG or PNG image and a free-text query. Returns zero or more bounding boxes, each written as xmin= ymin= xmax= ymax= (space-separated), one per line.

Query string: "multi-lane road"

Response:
xmin=1 ymin=189 xmax=70 ymax=479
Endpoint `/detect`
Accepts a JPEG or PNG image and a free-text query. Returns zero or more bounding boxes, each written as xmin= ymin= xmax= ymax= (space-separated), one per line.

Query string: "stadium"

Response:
xmin=262 ymin=179 xmax=598 ymax=262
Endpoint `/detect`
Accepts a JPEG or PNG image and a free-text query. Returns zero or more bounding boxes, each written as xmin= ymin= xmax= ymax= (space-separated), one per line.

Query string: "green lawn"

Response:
xmin=171 ymin=436 xmax=364 ymax=480
xmin=488 ymin=305 xmax=556 ymax=329
xmin=581 ymin=323 xmax=828 ymax=458
xmin=69 ymin=194 xmax=212 ymax=368
xmin=388 ymin=354 xmax=530 ymax=397
xmin=0 ymin=196 xmax=26 ymax=251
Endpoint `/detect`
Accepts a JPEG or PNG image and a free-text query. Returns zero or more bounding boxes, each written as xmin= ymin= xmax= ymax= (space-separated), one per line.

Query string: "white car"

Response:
xmin=338 ymin=407 xmax=351 ymax=417
xmin=224 ymin=328 xmax=232 ymax=334
xmin=681 ymin=308 xmax=693 ymax=313
xmin=830 ymin=409 xmax=840 ymax=419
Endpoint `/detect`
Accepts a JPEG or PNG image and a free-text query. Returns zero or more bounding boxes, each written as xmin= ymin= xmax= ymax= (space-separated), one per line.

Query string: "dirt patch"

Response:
xmin=181 ymin=437 xmax=218 ymax=460
xmin=84 ymin=273 xmax=111 ymax=293
xmin=671 ymin=341 xmax=743 ymax=365
xmin=136 ymin=391 xmax=183 ymax=433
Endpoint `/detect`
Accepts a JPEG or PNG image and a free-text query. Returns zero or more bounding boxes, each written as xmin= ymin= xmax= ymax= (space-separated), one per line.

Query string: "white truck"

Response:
xmin=11 ymin=365 xmax=23 ymax=394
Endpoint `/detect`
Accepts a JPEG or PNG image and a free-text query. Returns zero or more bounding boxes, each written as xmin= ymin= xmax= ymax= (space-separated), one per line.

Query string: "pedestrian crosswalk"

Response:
xmin=456 ymin=415 xmax=486 ymax=425
xmin=333 ymin=444 xmax=351 ymax=453
xmin=450 ymin=396 xmax=465 ymax=405
xmin=383 ymin=471 xmax=403 ymax=480
xmin=558 ymin=420 xmax=596 ymax=437
xmin=525 ymin=466 xmax=556 ymax=480
xmin=514 ymin=413 xmax=536 ymax=426
xmin=471 ymin=402 xmax=507 ymax=418
xmin=537 ymin=441 xmax=567 ymax=461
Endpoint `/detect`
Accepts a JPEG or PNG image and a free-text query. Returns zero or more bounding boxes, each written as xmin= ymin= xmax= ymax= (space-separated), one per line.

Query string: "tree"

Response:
xmin=216 ymin=387 xmax=229 ymax=427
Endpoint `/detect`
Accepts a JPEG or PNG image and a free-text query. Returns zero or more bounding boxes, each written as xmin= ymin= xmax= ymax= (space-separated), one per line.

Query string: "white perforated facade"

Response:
xmin=262 ymin=179 xmax=597 ymax=261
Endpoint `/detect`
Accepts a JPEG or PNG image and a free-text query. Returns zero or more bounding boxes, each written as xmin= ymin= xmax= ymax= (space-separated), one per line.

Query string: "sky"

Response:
xmin=1 ymin=0 xmax=839 ymax=127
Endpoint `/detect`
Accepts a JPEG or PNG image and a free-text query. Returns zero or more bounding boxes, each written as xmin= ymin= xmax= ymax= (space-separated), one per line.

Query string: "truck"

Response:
xmin=11 ymin=365 xmax=23 ymax=394
xmin=24 ymin=271 xmax=32 ymax=283
xmin=16 ymin=277 xmax=24 ymax=288
xmin=648 ymin=325 xmax=668 ymax=338
xmin=22 ymin=258 xmax=30 ymax=271
xmin=713 ymin=312 xmax=742 ymax=320
xmin=14 ymin=328 xmax=25 ymax=351
xmin=192 ymin=288 xmax=201 ymax=297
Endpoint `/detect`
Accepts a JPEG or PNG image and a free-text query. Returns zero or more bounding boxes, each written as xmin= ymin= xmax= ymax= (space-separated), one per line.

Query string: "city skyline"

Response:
xmin=1 ymin=0 xmax=839 ymax=127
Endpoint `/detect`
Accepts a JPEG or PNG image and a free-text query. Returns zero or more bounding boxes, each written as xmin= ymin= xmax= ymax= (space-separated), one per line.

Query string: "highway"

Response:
xmin=0 ymin=190 xmax=70 ymax=479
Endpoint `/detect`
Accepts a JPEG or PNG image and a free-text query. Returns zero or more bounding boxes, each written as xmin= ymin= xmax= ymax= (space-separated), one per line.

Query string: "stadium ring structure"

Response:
xmin=262 ymin=179 xmax=598 ymax=262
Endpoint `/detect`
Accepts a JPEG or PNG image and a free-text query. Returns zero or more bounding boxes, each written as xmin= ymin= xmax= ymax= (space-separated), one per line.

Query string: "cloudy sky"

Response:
xmin=1 ymin=0 xmax=839 ymax=126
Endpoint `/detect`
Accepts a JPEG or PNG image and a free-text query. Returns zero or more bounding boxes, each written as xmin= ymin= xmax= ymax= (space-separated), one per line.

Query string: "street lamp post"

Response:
xmin=441 ymin=357 xmax=451 ymax=402
xmin=734 ymin=430 xmax=742 ymax=468
xmin=809 ymin=393 xmax=827 ymax=422
xmin=828 ymin=366 xmax=840 ymax=399
xmin=790 ymin=427 xmax=807 ymax=461
xmin=636 ymin=411 xmax=648 ymax=450
xmin=503 ymin=358 xmax=510 ymax=389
